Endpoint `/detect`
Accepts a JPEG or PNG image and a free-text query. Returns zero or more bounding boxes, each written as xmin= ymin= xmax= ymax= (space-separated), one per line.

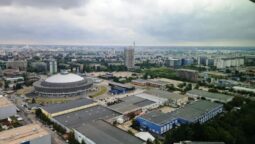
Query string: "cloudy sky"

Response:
xmin=0 ymin=0 xmax=255 ymax=46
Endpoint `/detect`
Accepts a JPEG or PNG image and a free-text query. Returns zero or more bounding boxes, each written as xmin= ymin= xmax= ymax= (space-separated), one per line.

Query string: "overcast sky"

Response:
xmin=0 ymin=0 xmax=255 ymax=46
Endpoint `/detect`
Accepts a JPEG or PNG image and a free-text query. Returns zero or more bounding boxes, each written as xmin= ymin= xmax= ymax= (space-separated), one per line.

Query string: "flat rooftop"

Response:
xmin=109 ymin=82 xmax=134 ymax=89
xmin=75 ymin=120 xmax=143 ymax=144
xmin=42 ymin=98 xmax=95 ymax=114
xmin=139 ymin=110 xmax=177 ymax=125
xmin=139 ymin=100 xmax=223 ymax=125
xmin=0 ymin=96 xmax=15 ymax=108
xmin=53 ymin=105 xmax=121 ymax=128
xmin=187 ymin=89 xmax=233 ymax=103
xmin=0 ymin=124 xmax=49 ymax=144
xmin=145 ymin=89 xmax=187 ymax=100
xmin=175 ymin=100 xmax=223 ymax=122
xmin=108 ymin=96 xmax=155 ymax=114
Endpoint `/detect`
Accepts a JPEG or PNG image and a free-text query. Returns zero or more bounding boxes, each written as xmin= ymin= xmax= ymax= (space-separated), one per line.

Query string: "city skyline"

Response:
xmin=0 ymin=0 xmax=255 ymax=46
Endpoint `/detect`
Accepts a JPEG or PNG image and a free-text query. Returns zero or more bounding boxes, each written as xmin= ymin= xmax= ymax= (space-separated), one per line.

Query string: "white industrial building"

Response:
xmin=135 ymin=93 xmax=168 ymax=107
xmin=0 ymin=124 xmax=51 ymax=144
xmin=0 ymin=96 xmax=17 ymax=120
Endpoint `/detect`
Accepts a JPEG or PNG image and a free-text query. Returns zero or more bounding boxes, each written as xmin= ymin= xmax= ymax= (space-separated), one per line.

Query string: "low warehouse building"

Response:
xmin=136 ymin=100 xmax=223 ymax=135
xmin=0 ymin=96 xmax=17 ymax=120
xmin=41 ymin=98 xmax=97 ymax=118
xmin=187 ymin=89 xmax=233 ymax=103
xmin=74 ymin=120 xmax=143 ymax=144
xmin=108 ymin=96 xmax=157 ymax=116
xmin=51 ymin=105 xmax=143 ymax=144
xmin=145 ymin=89 xmax=188 ymax=107
xmin=0 ymin=124 xmax=51 ymax=144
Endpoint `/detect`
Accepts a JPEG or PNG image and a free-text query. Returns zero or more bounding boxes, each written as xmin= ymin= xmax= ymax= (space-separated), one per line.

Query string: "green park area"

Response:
xmin=33 ymin=97 xmax=71 ymax=104
xmin=142 ymin=67 xmax=177 ymax=79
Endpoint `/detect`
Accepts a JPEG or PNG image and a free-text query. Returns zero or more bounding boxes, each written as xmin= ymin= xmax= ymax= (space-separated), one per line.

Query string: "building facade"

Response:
xmin=167 ymin=58 xmax=181 ymax=68
xmin=124 ymin=47 xmax=135 ymax=69
xmin=177 ymin=69 xmax=199 ymax=82
xmin=6 ymin=60 xmax=27 ymax=71
xmin=214 ymin=57 xmax=244 ymax=69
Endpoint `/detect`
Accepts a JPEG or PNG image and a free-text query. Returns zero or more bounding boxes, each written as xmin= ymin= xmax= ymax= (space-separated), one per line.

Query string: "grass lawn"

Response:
xmin=90 ymin=86 xmax=108 ymax=98
xmin=34 ymin=97 xmax=71 ymax=104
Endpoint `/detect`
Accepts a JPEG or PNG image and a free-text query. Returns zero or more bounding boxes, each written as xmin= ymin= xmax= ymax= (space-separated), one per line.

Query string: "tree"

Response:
xmin=194 ymin=84 xmax=199 ymax=89
xmin=4 ymin=80 xmax=10 ymax=89
xmin=146 ymin=139 xmax=153 ymax=144
xmin=164 ymin=98 xmax=255 ymax=144
xmin=32 ymin=98 xmax=36 ymax=103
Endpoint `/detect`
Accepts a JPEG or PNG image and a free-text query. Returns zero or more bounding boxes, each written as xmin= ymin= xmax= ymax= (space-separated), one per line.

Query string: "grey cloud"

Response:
xmin=137 ymin=2 xmax=255 ymax=42
xmin=0 ymin=0 xmax=88 ymax=9
xmin=0 ymin=17 xmax=97 ymax=41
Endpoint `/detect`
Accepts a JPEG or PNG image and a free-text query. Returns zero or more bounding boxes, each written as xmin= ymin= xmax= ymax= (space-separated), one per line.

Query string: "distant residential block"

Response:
xmin=214 ymin=57 xmax=244 ymax=69
xmin=6 ymin=60 xmax=27 ymax=71
xmin=177 ymin=69 xmax=199 ymax=82
xmin=166 ymin=58 xmax=182 ymax=68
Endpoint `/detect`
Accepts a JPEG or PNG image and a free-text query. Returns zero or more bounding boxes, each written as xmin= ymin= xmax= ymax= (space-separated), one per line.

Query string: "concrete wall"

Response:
xmin=74 ymin=129 xmax=95 ymax=144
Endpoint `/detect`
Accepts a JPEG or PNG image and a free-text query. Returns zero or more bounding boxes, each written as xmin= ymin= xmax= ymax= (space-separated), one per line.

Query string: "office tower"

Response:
xmin=198 ymin=56 xmax=207 ymax=66
xmin=47 ymin=60 xmax=58 ymax=74
xmin=124 ymin=46 xmax=135 ymax=69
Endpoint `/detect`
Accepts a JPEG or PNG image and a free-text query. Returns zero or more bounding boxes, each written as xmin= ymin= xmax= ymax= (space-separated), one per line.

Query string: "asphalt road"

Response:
xmin=8 ymin=94 xmax=67 ymax=144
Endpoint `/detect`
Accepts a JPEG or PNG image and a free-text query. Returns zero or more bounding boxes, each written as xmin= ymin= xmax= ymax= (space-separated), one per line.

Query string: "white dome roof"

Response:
xmin=45 ymin=73 xmax=84 ymax=83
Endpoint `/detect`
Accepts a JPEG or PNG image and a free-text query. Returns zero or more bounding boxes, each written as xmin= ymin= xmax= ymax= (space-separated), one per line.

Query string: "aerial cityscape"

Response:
xmin=0 ymin=1 xmax=255 ymax=144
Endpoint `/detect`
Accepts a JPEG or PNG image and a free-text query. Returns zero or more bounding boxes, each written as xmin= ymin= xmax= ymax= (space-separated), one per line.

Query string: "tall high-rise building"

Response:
xmin=46 ymin=60 xmax=58 ymax=74
xmin=198 ymin=56 xmax=207 ymax=66
xmin=124 ymin=46 xmax=135 ymax=69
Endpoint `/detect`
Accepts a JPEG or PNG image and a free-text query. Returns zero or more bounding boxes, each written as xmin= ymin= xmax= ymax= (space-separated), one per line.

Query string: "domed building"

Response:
xmin=33 ymin=72 xmax=93 ymax=97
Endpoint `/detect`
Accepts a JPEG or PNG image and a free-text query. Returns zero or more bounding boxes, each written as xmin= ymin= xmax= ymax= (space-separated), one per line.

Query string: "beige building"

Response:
xmin=6 ymin=60 xmax=27 ymax=71
xmin=0 ymin=124 xmax=51 ymax=144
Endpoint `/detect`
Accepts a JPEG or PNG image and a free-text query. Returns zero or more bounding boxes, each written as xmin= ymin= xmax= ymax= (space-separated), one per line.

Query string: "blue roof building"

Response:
xmin=136 ymin=100 xmax=223 ymax=135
